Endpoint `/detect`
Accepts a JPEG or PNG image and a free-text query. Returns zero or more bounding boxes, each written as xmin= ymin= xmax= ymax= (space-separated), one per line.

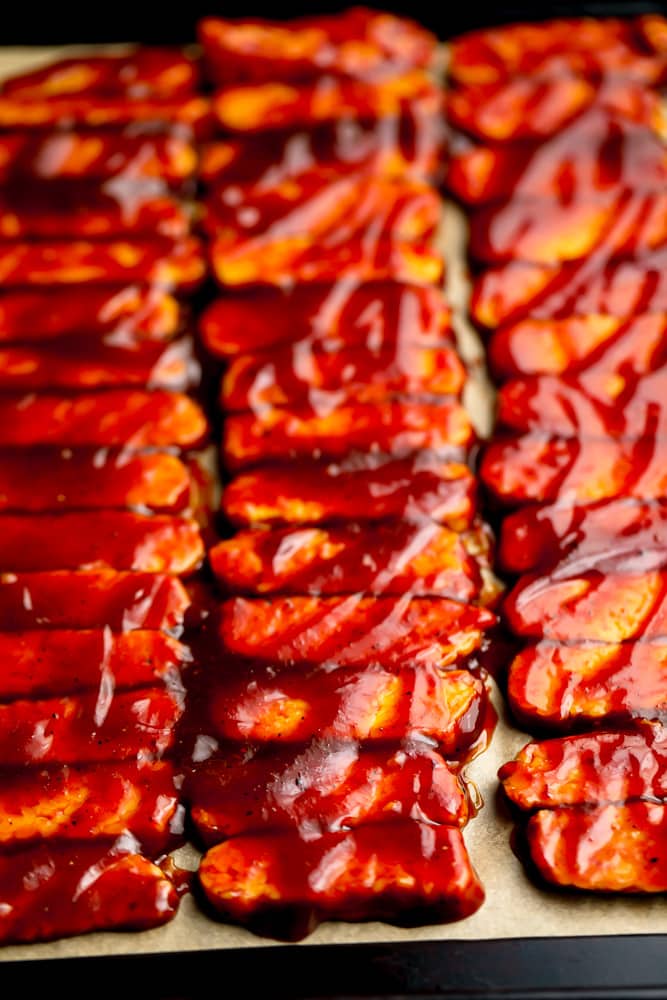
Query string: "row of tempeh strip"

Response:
xmin=0 ymin=48 xmax=210 ymax=943
xmin=447 ymin=14 xmax=667 ymax=891
xmin=184 ymin=10 xmax=501 ymax=940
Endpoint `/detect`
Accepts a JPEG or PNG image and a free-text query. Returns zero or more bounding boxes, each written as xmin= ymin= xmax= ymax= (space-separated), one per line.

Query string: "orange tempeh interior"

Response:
xmin=220 ymin=594 xmax=496 ymax=667
xmin=198 ymin=821 xmax=483 ymax=939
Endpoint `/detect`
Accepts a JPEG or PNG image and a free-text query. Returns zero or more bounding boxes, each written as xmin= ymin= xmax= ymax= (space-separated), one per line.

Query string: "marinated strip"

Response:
xmin=221 ymin=595 xmax=495 ymax=668
xmin=222 ymin=341 xmax=464 ymax=410
xmin=2 ymin=49 xmax=198 ymax=98
xmin=0 ymin=761 xmax=180 ymax=854
xmin=527 ymin=802 xmax=667 ymax=892
xmin=497 ymin=373 xmax=667 ymax=439
xmin=0 ymin=237 xmax=205 ymax=289
xmin=212 ymin=72 xmax=441 ymax=133
xmin=201 ymin=113 xmax=444 ymax=185
xmin=447 ymin=78 xmax=664 ymax=143
xmin=200 ymin=822 xmax=483 ymax=938
xmin=201 ymin=281 xmax=450 ymax=357
xmin=639 ymin=14 xmax=667 ymax=54
xmin=0 ymin=512 xmax=203 ymax=574
xmin=0 ymin=285 xmax=181 ymax=342
xmin=188 ymin=742 xmax=468 ymax=842
xmin=0 ymin=571 xmax=190 ymax=631
xmin=447 ymin=115 xmax=667 ymax=206
xmin=0 ymin=390 xmax=207 ymax=448
xmin=0 ymin=449 xmax=193 ymax=513
xmin=209 ymin=663 xmax=485 ymax=751
xmin=210 ymin=521 xmax=493 ymax=602
xmin=471 ymin=251 xmax=667 ymax=327
xmin=205 ymin=171 xmax=439 ymax=245
xmin=222 ymin=456 xmax=476 ymax=529
xmin=211 ymin=236 xmax=443 ymax=289
xmin=0 ymin=844 xmax=178 ymax=944
xmin=199 ymin=11 xmax=436 ymax=84
xmin=0 ymin=687 xmax=182 ymax=766
xmin=507 ymin=641 xmax=667 ymax=729
xmin=0 ymin=181 xmax=192 ymax=239
xmin=488 ymin=314 xmax=667 ymax=381
xmin=500 ymin=729 xmax=667 ymax=808
xmin=0 ymin=629 xmax=188 ymax=699
xmin=0 ymin=338 xmax=198 ymax=391
xmin=0 ymin=132 xmax=197 ymax=184
xmin=0 ymin=96 xmax=211 ymax=133
xmin=449 ymin=16 xmax=667 ymax=84
xmin=469 ymin=191 xmax=667 ymax=265
xmin=481 ymin=435 xmax=667 ymax=507
xmin=498 ymin=498 xmax=667 ymax=574
xmin=223 ymin=400 xmax=473 ymax=469
xmin=504 ymin=570 xmax=667 ymax=643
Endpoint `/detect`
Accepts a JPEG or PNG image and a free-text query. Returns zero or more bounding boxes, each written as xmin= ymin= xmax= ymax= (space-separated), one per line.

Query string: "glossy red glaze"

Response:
xmin=0 ymin=95 xmax=212 ymax=134
xmin=0 ymin=180 xmax=192 ymax=239
xmin=0 ymin=687 xmax=182 ymax=766
xmin=501 ymin=728 xmax=667 ymax=807
xmin=0 ymin=390 xmax=207 ymax=448
xmin=200 ymin=819 xmax=483 ymax=939
xmin=487 ymin=313 xmax=667 ymax=381
xmin=449 ymin=16 xmax=667 ymax=84
xmin=199 ymin=821 xmax=483 ymax=940
xmin=0 ymin=629 xmax=188 ymax=700
xmin=212 ymin=71 xmax=441 ymax=133
xmin=201 ymin=281 xmax=450 ymax=357
xmin=481 ymin=434 xmax=667 ymax=507
xmin=498 ymin=498 xmax=667 ymax=574
xmin=0 ymin=237 xmax=205 ymax=289
xmin=187 ymin=742 xmax=469 ymax=842
xmin=0 ymin=761 xmax=181 ymax=854
xmin=0 ymin=337 xmax=197 ymax=391
xmin=210 ymin=235 xmax=443 ymax=289
xmin=447 ymin=113 xmax=667 ymax=205
xmin=2 ymin=49 xmax=199 ymax=98
xmin=504 ymin=570 xmax=667 ymax=643
xmin=221 ymin=340 xmax=464 ymax=410
xmin=209 ymin=662 xmax=485 ymax=751
xmin=447 ymin=77 xmax=664 ymax=143
xmin=205 ymin=170 xmax=439 ymax=245
xmin=199 ymin=10 xmax=435 ymax=84
xmin=220 ymin=594 xmax=495 ymax=668
xmin=470 ymin=190 xmax=667 ymax=265
xmin=0 ymin=844 xmax=178 ymax=943
xmin=527 ymin=802 xmax=667 ymax=892
xmin=507 ymin=641 xmax=667 ymax=729
xmin=221 ymin=455 xmax=476 ymax=529
xmin=0 ymin=284 xmax=181 ymax=342
xmin=200 ymin=113 xmax=443 ymax=185
xmin=639 ymin=14 xmax=667 ymax=54
xmin=0 ymin=131 xmax=197 ymax=184
xmin=223 ymin=399 xmax=473 ymax=469
xmin=210 ymin=521 xmax=494 ymax=602
xmin=471 ymin=250 xmax=667 ymax=327
xmin=0 ymin=511 xmax=203 ymax=574
xmin=0 ymin=571 xmax=190 ymax=632
xmin=0 ymin=449 xmax=193 ymax=513
xmin=497 ymin=372 xmax=667 ymax=439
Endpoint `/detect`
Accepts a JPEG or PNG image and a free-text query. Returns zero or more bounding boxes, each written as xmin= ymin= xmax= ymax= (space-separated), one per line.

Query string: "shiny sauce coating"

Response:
xmin=451 ymin=10 xmax=667 ymax=894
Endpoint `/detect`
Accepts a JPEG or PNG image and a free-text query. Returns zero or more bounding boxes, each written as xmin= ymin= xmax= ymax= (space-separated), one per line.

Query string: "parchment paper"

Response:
xmin=1 ymin=47 xmax=665 ymax=964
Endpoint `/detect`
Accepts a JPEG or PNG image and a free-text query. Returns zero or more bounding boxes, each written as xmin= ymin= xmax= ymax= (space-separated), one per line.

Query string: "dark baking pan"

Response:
xmin=4 ymin=936 xmax=667 ymax=998
xmin=0 ymin=1 xmax=665 ymax=42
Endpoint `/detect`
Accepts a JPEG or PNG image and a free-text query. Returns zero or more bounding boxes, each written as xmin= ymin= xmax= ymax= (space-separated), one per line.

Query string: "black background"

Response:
xmin=0 ymin=1 xmax=665 ymax=43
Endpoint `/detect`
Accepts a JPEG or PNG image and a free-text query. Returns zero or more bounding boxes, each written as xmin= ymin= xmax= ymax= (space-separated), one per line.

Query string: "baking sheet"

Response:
xmin=1 ymin=45 xmax=666 ymax=965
